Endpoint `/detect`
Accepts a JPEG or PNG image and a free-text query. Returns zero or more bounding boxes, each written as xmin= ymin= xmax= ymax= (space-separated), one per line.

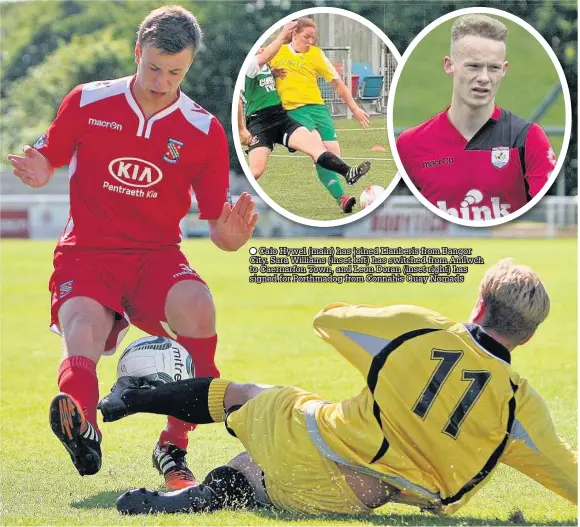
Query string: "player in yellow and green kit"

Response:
xmin=101 ymin=258 xmax=577 ymax=517
xmin=269 ymin=17 xmax=371 ymax=213
xmin=238 ymin=21 xmax=371 ymax=188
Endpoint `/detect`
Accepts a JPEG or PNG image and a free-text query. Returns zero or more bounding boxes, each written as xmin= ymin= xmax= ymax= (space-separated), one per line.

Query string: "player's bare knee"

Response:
xmin=59 ymin=297 xmax=113 ymax=328
xmin=63 ymin=319 xmax=106 ymax=354
xmin=248 ymin=147 xmax=270 ymax=179
xmin=165 ymin=281 xmax=215 ymax=337
xmin=311 ymin=149 xmax=328 ymax=163
xmin=289 ymin=127 xmax=325 ymax=160
xmin=59 ymin=298 xmax=114 ymax=359
xmin=323 ymin=140 xmax=341 ymax=157
xmin=250 ymin=164 xmax=266 ymax=179
xmin=301 ymin=144 xmax=325 ymax=161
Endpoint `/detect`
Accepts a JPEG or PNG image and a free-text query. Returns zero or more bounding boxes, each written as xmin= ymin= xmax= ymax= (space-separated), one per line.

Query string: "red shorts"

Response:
xmin=49 ymin=247 xmax=207 ymax=354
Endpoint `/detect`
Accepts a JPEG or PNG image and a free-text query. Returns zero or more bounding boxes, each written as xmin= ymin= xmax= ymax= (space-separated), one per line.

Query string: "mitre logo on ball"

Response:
xmin=117 ymin=336 xmax=194 ymax=386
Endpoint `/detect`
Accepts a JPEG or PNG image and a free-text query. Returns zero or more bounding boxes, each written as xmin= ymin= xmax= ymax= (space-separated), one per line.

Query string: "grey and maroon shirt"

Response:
xmin=396 ymin=106 xmax=556 ymax=221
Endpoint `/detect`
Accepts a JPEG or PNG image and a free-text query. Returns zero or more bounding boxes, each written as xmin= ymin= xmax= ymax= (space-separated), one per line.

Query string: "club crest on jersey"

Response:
xmin=59 ymin=280 xmax=74 ymax=299
xmin=491 ymin=147 xmax=510 ymax=169
xmin=34 ymin=133 xmax=47 ymax=150
xmin=163 ymin=138 xmax=184 ymax=164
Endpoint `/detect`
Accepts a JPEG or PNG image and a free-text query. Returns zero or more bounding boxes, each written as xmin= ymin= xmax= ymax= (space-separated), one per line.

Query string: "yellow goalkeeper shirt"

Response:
xmin=269 ymin=44 xmax=339 ymax=110
xmin=311 ymin=303 xmax=577 ymax=514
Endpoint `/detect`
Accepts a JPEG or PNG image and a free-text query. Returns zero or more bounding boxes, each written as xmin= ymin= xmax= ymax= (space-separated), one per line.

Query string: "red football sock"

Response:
xmin=58 ymin=356 xmax=101 ymax=438
xmin=159 ymin=335 xmax=219 ymax=450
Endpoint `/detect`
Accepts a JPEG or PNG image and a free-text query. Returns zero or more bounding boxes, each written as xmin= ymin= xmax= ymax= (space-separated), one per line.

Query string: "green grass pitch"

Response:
xmin=393 ymin=19 xmax=567 ymax=156
xmin=249 ymin=116 xmax=397 ymax=222
xmin=1 ymin=238 xmax=576 ymax=526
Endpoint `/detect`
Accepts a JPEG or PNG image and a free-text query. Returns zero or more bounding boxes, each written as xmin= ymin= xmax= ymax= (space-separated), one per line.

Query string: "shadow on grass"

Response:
xmin=72 ymin=492 xmax=576 ymax=526
xmin=256 ymin=506 xmax=576 ymax=526
xmin=71 ymin=490 xmax=122 ymax=509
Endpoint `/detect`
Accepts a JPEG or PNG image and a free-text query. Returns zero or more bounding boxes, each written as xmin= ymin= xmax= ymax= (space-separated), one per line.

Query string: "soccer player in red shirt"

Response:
xmin=396 ymin=14 xmax=557 ymax=222
xmin=7 ymin=6 xmax=258 ymax=490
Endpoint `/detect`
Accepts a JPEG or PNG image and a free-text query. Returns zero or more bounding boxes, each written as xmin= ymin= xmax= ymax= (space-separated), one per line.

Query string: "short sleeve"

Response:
xmin=396 ymin=130 xmax=417 ymax=185
xmin=35 ymin=85 xmax=82 ymax=168
xmin=524 ymin=123 xmax=556 ymax=198
xmin=246 ymin=55 xmax=261 ymax=79
xmin=192 ymin=118 xmax=230 ymax=220
xmin=315 ymin=48 xmax=339 ymax=82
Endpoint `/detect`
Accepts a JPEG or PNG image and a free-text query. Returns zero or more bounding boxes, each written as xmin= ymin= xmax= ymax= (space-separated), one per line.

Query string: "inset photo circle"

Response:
xmin=232 ymin=7 xmax=402 ymax=227
xmin=387 ymin=7 xmax=571 ymax=227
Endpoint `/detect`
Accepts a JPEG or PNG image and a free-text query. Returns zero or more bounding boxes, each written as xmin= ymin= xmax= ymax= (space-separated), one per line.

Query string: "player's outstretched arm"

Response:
xmin=501 ymin=381 xmax=578 ymax=504
xmin=329 ymin=78 xmax=370 ymax=129
xmin=7 ymin=145 xmax=55 ymax=188
xmin=256 ymin=21 xmax=297 ymax=68
xmin=209 ymin=192 xmax=259 ymax=252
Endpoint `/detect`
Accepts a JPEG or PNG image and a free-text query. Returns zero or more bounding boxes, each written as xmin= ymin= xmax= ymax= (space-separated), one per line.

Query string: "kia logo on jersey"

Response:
xmin=491 ymin=147 xmax=510 ymax=169
xmin=108 ymin=158 xmax=163 ymax=188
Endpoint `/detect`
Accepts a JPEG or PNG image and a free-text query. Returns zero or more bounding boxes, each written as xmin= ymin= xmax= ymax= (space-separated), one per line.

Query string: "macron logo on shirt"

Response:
xmin=88 ymin=118 xmax=123 ymax=131
xmin=421 ymin=157 xmax=454 ymax=169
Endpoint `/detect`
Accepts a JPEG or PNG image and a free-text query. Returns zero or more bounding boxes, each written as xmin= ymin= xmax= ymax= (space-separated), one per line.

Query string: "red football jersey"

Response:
xmin=35 ymin=76 xmax=230 ymax=250
xmin=396 ymin=106 xmax=556 ymax=221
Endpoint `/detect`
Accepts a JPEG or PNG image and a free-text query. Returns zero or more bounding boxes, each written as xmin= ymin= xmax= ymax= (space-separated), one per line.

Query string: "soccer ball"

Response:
xmin=117 ymin=336 xmax=194 ymax=385
xmin=360 ymin=185 xmax=385 ymax=209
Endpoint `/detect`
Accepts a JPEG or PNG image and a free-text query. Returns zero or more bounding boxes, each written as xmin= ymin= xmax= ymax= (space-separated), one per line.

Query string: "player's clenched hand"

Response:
xmin=7 ymin=145 xmax=53 ymax=188
xmin=271 ymin=67 xmax=287 ymax=79
xmin=353 ymin=107 xmax=370 ymax=129
xmin=213 ymin=192 xmax=259 ymax=251
xmin=279 ymin=21 xmax=298 ymax=42
xmin=239 ymin=128 xmax=253 ymax=146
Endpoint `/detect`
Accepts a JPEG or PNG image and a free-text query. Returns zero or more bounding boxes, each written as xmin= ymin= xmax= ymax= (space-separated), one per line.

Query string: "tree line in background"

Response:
xmin=1 ymin=0 xmax=577 ymax=194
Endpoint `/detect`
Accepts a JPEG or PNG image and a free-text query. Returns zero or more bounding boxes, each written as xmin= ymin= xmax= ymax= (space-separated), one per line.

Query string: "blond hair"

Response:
xmin=478 ymin=258 xmax=550 ymax=344
xmin=451 ymin=14 xmax=508 ymax=55
xmin=295 ymin=17 xmax=316 ymax=33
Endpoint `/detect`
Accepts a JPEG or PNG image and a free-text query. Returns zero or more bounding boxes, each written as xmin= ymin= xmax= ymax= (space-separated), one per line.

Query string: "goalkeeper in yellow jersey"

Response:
xmin=268 ymin=17 xmax=371 ymax=213
xmin=100 ymin=258 xmax=577 ymax=516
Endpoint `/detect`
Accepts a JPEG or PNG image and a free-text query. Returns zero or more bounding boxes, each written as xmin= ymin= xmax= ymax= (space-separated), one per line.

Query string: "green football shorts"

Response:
xmin=288 ymin=104 xmax=338 ymax=142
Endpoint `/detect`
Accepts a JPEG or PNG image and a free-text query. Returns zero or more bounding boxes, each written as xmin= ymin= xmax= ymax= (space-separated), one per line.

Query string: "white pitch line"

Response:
xmin=337 ymin=127 xmax=387 ymax=131
xmin=269 ymin=154 xmax=393 ymax=161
